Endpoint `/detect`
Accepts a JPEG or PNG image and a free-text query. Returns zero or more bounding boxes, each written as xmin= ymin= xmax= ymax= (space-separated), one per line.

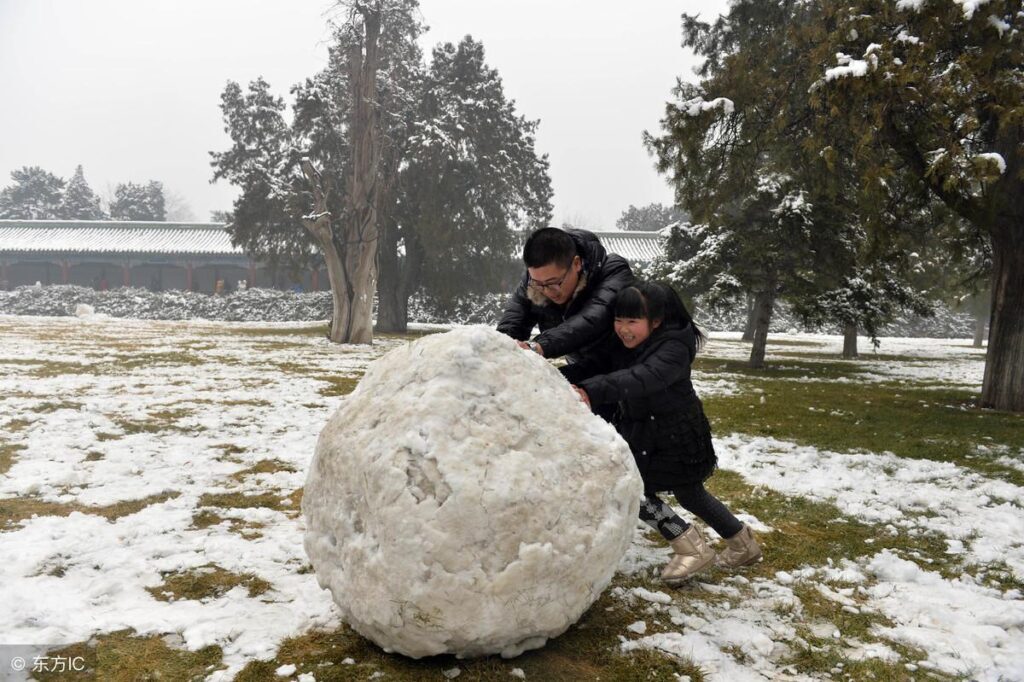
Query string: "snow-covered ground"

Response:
xmin=1 ymin=317 xmax=1020 ymax=681
xmin=700 ymin=332 xmax=986 ymax=388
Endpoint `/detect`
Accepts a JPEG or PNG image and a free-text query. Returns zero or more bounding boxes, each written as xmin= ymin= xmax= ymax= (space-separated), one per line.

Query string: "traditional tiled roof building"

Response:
xmin=0 ymin=220 xmax=664 ymax=293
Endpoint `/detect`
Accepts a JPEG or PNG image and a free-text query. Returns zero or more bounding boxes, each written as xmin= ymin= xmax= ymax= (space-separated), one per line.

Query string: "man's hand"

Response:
xmin=517 ymin=340 xmax=545 ymax=357
xmin=572 ymin=385 xmax=590 ymax=407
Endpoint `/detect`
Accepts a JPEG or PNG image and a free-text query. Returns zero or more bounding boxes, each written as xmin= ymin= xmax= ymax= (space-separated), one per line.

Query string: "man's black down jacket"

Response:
xmin=496 ymin=229 xmax=633 ymax=359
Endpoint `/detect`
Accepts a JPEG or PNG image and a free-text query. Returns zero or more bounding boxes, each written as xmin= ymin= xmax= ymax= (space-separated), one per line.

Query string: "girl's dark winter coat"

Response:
xmin=560 ymin=321 xmax=717 ymax=491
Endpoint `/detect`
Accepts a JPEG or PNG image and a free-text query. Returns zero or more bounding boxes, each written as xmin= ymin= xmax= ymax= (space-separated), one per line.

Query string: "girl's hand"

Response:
xmin=572 ymin=385 xmax=591 ymax=408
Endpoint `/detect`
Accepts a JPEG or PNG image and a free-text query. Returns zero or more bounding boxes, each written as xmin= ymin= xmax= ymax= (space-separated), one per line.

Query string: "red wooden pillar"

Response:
xmin=311 ymin=268 xmax=319 ymax=291
xmin=186 ymin=263 xmax=194 ymax=291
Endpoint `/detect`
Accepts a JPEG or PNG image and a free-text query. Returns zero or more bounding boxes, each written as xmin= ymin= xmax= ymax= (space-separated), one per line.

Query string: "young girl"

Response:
xmin=561 ymin=281 xmax=761 ymax=584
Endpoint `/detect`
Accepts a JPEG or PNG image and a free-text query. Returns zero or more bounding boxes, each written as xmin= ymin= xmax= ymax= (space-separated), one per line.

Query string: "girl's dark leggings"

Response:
xmin=639 ymin=483 xmax=743 ymax=541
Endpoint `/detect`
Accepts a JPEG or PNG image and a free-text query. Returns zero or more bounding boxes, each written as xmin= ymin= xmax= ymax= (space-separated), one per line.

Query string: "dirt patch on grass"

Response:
xmin=319 ymin=375 xmax=359 ymax=398
xmin=189 ymin=509 xmax=268 ymax=539
xmin=1 ymin=441 xmax=24 ymax=475
xmin=146 ymin=563 xmax=271 ymax=602
xmin=35 ymin=629 xmax=223 ymax=682
xmin=199 ymin=488 xmax=302 ymax=517
xmin=229 ymin=459 xmax=297 ymax=483
xmin=0 ymin=491 xmax=180 ymax=530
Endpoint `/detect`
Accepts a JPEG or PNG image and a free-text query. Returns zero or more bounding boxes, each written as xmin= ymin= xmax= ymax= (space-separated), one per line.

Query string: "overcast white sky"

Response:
xmin=0 ymin=0 xmax=728 ymax=228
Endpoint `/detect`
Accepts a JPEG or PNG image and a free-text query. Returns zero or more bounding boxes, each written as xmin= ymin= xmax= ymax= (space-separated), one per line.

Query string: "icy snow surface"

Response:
xmin=302 ymin=327 xmax=642 ymax=658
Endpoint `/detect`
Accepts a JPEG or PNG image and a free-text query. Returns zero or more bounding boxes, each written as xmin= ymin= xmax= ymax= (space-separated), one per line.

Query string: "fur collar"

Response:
xmin=526 ymin=270 xmax=589 ymax=307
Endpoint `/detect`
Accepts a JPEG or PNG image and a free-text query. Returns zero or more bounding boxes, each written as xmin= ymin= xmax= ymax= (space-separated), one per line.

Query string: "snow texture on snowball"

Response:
xmin=302 ymin=326 xmax=642 ymax=659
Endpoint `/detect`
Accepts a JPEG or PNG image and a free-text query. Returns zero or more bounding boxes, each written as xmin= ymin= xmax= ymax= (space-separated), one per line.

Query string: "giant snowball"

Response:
xmin=302 ymin=326 xmax=642 ymax=658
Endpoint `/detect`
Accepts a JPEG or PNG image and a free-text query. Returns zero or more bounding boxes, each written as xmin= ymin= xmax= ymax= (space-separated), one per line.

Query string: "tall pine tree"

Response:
xmin=808 ymin=0 xmax=1024 ymax=411
xmin=212 ymin=12 xmax=552 ymax=337
xmin=0 ymin=166 xmax=65 ymax=219
xmin=109 ymin=181 xmax=166 ymax=221
xmin=59 ymin=165 xmax=107 ymax=220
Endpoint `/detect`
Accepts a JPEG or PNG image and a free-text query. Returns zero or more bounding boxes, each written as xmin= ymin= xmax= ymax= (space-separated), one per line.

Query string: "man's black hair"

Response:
xmin=523 ymin=228 xmax=576 ymax=269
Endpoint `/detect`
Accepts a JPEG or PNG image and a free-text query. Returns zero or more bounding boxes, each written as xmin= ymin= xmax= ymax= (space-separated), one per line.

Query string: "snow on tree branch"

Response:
xmin=679 ymin=96 xmax=735 ymax=117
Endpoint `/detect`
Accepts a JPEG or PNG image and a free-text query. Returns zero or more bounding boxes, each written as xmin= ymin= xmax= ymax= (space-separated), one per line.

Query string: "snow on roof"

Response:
xmin=591 ymin=230 xmax=663 ymax=263
xmin=511 ymin=229 xmax=664 ymax=264
xmin=0 ymin=221 xmax=665 ymax=264
xmin=0 ymin=220 xmax=241 ymax=256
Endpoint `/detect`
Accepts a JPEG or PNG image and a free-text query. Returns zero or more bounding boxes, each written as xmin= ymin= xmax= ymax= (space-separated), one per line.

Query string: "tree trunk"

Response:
xmin=748 ymin=290 xmax=774 ymax=369
xmin=374 ymin=112 xmax=409 ymax=333
xmin=980 ymin=240 xmax=1024 ymax=412
xmin=973 ymin=313 xmax=986 ymax=348
xmin=842 ymin=321 xmax=858 ymax=359
xmin=375 ymin=218 xmax=408 ymax=333
xmin=741 ymin=293 xmax=757 ymax=342
xmin=330 ymin=3 xmax=383 ymax=345
xmin=300 ymin=161 xmax=349 ymax=343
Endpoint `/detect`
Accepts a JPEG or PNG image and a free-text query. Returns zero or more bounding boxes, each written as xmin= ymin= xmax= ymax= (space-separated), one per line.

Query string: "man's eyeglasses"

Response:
xmin=528 ymin=267 xmax=572 ymax=293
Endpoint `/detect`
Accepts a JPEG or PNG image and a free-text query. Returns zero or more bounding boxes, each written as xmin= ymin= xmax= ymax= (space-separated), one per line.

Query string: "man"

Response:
xmin=497 ymin=227 xmax=634 ymax=359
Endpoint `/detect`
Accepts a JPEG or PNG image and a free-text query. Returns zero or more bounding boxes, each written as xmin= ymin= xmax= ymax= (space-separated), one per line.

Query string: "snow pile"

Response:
xmin=618 ymin=576 xmax=802 ymax=681
xmin=0 ymin=285 xmax=332 ymax=321
xmin=0 ymin=285 xmax=978 ymax=336
xmin=716 ymin=435 xmax=1024 ymax=578
xmin=864 ymin=551 xmax=1024 ymax=679
xmin=302 ymin=327 xmax=642 ymax=658
xmin=0 ymin=285 xmax=508 ymax=325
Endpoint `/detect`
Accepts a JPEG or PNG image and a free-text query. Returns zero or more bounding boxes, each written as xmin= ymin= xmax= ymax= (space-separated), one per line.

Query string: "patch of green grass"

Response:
xmin=146 ymin=564 xmax=271 ymax=602
xmin=702 ymin=366 xmax=1024 ymax=485
xmin=34 ymin=400 xmax=84 ymax=413
xmin=266 ymin=360 xmax=360 ymax=397
xmin=230 ymin=459 xmax=297 ymax=482
xmin=221 ymin=323 xmax=331 ymax=338
xmin=706 ymin=469 xmax=958 ymax=580
xmin=198 ymin=488 xmax=302 ymax=516
xmin=189 ymin=509 xmax=267 ymax=538
xmin=192 ymin=397 xmax=272 ymax=408
xmin=662 ymin=468 xmax=972 ymax=678
xmin=694 ymin=357 xmax=867 ymax=381
xmin=781 ymin=583 xmax=958 ymax=681
xmin=250 ymin=339 xmax=313 ymax=352
xmin=319 ymin=375 xmax=359 ymax=398
xmin=962 ymin=560 xmax=1024 ymax=593
xmin=25 ymin=360 xmax=93 ymax=378
xmin=774 ymin=350 xmax=980 ymax=364
xmin=35 ymin=629 xmax=223 ymax=682
xmin=215 ymin=443 xmax=247 ymax=459
xmin=0 ymin=491 xmax=180 ymax=530
xmin=84 ymin=451 xmax=105 ymax=461
xmin=5 ymin=418 xmax=36 ymax=432
xmin=1 ymin=441 xmax=24 ymax=475
xmin=236 ymin=590 xmax=705 ymax=682
xmin=103 ymin=351 xmax=208 ymax=372
xmin=106 ymin=408 xmax=195 ymax=436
